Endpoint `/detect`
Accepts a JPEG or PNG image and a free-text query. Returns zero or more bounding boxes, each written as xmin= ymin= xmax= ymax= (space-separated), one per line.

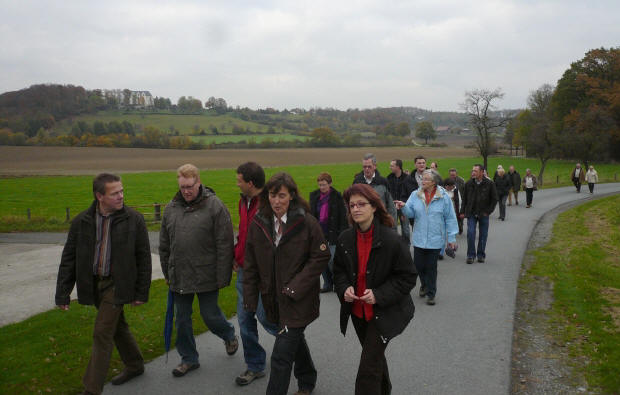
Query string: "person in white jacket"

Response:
xmin=585 ymin=165 xmax=599 ymax=194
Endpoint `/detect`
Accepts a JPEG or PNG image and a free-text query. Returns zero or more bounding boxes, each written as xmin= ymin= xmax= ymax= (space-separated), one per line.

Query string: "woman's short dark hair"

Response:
xmin=237 ymin=162 xmax=265 ymax=189
xmin=93 ymin=173 xmax=121 ymax=199
xmin=342 ymin=184 xmax=394 ymax=228
xmin=259 ymin=172 xmax=310 ymax=216
xmin=317 ymin=172 xmax=332 ymax=184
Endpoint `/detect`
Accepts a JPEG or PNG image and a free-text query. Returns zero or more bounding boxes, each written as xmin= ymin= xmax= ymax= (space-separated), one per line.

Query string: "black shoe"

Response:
xmin=419 ymin=286 xmax=427 ymax=297
xmin=515 ymin=202 xmax=519 ymax=205
xmin=437 ymin=254 xmax=444 ymax=260
xmin=466 ymin=258 xmax=474 ymax=264
xmin=426 ymin=297 xmax=436 ymax=305
xmin=477 ymin=257 xmax=485 ymax=263
xmin=111 ymin=367 xmax=144 ymax=385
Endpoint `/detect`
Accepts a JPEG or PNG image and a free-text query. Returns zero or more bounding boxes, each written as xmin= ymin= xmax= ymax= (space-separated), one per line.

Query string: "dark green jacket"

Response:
xmin=159 ymin=186 xmax=234 ymax=293
xmin=55 ymin=201 xmax=152 ymax=306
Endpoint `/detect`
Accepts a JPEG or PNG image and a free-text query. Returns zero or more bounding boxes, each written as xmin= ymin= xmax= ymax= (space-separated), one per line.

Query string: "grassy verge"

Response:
xmin=0 ymin=276 xmax=238 ymax=394
xmin=526 ymin=195 xmax=620 ymax=393
xmin=1 ymin=156 xmax=619 ymax=232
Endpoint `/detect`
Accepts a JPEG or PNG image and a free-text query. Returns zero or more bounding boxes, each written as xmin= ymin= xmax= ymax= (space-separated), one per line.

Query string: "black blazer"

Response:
xmin=333 ymin=220 xmax=417 ymax=341
xmin=309 ymin=187 xmax=348 ymax=245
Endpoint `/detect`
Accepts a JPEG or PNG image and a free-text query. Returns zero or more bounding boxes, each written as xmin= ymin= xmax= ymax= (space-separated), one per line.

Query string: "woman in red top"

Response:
xmin=333 ymin=184 xmax=417 ymax=395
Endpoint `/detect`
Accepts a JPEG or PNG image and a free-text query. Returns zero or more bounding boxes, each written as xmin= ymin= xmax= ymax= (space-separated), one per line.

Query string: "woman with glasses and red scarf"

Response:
xmin=333 ymin=183 xmax=417 ymax=395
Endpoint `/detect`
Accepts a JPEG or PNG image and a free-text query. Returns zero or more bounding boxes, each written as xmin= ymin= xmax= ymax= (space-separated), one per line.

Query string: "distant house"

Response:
xmin=435 ymin=126 xmax=450 ymax=134
xmin=101 ymin=89 xmax=154 ymax=108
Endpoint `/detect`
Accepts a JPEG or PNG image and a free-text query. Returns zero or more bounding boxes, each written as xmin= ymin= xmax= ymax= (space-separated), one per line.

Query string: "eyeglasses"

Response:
xmin=179 ymin=181 xmax=197 ymax=191
xmin=349 ymin=202 xmax=370 ymax=210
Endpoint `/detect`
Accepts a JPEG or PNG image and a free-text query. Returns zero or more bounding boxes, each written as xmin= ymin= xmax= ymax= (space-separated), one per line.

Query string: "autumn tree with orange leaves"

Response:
xmin=551 ymin=47 xmax=620 ymax=165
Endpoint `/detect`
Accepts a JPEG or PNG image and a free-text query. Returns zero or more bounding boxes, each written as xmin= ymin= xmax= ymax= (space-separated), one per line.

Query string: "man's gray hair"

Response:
xmin=423 ymin=169 xmax=443 ymax=185
xmin=363 ymin=153 xmax=377 ymax=164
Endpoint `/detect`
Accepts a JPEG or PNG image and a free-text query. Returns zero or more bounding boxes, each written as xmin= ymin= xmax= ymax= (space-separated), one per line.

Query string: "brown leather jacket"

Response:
xmin=242 ymin=205 xmax=330 ymax=328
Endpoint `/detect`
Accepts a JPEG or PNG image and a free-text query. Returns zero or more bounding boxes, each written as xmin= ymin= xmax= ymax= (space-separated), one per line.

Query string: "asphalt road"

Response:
xmin=2 ymin=183 xmax=619 ymax=394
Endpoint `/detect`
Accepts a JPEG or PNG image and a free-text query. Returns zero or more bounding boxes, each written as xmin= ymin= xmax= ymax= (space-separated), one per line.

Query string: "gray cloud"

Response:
xmin=1 ymin=0 xmax=618 ymax=111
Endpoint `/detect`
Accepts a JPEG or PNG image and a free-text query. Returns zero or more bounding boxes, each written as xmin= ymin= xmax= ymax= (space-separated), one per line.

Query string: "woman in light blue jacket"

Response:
xmin=398 ymin=169 xmax=458 ymax=305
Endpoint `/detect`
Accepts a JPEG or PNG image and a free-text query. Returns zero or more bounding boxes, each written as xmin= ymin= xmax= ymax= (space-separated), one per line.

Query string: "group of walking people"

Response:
xmin=54 ymin=155 xmax=601 ymax=395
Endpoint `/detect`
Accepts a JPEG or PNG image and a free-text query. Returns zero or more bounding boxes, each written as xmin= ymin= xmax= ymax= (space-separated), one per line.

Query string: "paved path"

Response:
xmin=2 ymin=184 xmax=619 ymax=394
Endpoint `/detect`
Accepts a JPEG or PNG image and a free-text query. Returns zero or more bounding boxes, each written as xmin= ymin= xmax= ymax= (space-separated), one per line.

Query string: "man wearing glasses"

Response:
xmin=159 ymin=163 xmax=238 ymax=378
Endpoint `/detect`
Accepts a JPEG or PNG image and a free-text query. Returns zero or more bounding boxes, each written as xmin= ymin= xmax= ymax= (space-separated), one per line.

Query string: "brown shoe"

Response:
xmin=294 ymin=390 xmax=312 ymax=395
xmin=111 ymin=367 xmax=144 ymax=385
xmin=172 ymin=362 xmax=200 ymax=377
xmin=225 ymin=335 xmax=239 ymax=355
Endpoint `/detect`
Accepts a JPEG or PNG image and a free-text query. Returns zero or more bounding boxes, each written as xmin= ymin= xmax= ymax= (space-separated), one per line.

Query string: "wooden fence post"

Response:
xmin=27 ymin=208 xmax=31 ymax=220
xmin=556 ymin=175 xmax=559 ymax=184
xmin=66 ymin=207 xmax=70 ymax=222
xmin=154 ymin=203 xmax=161 ymax=221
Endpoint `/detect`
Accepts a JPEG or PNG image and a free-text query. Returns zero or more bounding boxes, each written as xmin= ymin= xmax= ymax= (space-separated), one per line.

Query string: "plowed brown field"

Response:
xmin=0 ymin=146 xmax=476 ymax=176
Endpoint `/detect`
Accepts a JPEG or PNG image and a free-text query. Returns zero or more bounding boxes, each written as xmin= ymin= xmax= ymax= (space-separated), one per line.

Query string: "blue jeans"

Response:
xmin=467 ymin=215 xmax=489 ymax=259
xmin=174 ymin=290 xmax=236 ymax=364
xmin=236 ymin=268 xmax=279 ymax=372
xmin=413 ymin=247 xmax=440 ymax=298
xmin=321 ymin=244 xmax=336 ymax=289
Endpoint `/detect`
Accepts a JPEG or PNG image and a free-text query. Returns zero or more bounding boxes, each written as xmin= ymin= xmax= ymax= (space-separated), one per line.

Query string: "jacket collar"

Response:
xmin=84 ymin=200 xmax=128 ymax=223
xmin=254 ymin=205 xmax=307 ymax=245
xmin=416 ymin=185 xmax=445 ymax=201
xmin=171 ymin=184 xmax=215 ymax=209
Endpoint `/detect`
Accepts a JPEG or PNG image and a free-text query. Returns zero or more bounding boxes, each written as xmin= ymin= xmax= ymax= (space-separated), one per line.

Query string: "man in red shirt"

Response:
xmin=234 ymin=162 xmax=279 ymax=386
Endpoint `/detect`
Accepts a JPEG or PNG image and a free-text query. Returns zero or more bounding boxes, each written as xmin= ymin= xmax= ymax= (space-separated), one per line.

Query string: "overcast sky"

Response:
xmin=1 ymin=1 xmax=618 ymax=111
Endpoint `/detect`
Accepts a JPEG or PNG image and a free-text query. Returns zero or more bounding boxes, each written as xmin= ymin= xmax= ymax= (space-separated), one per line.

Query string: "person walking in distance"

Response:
xmin=507 ymin=165 xmax=521 ymax=206
xmin=334 ymin=183 xmax=417 ymax=394
xmin=309 ymin=172 xmax=348 ymax=293
xmin=387 ymin=159 xmax=412 ymax=243
xmin=493 ymin=165 xmax=511 ymax=221
xmin=234 ymin=162 xmax=279 ymax=386
xmin=522 ymin=169 xmax=538 ymax=208
xmin=243 ymin=172 xmax=330 ymax=395
xmin=460 ymin=164 xmax=498 ymax=264
xmin=571 ymin=163 xmax=586 ymax=193
xmin=352 ymin=153 xmax=398 ymax=226
xmin=159 ymin=164 xmax=238 ymax=378
xmin=55 ymin=173 xmax=152 ymax=395
xmin=585 ymin=165 xmax=599 ymax=194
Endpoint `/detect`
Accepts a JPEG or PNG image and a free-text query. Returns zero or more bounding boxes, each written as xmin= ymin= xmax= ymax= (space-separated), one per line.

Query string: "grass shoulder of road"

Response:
xmin=1 ymin=156 xmax=619 ymax=233
xmin=0 ymin=276 xmax=238 ymax=394
xmin=523 ymin=195 xmax=620 ymax=393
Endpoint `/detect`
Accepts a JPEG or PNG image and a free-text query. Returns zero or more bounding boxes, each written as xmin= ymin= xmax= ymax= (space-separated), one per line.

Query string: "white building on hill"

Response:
xmin=102 ymin=89 xmax=154 ymax=108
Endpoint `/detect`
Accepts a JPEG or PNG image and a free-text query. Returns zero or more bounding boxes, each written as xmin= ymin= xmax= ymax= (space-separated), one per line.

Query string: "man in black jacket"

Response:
xmin=387 ymin=159 xmax=411 ymax=243
xmin=460 ymin=164 xmax=498 ymax=264
xmin=55 ymin=173 xmax=152 ymax=395
xmin=352 ymin=153 xmax=398 ymax=225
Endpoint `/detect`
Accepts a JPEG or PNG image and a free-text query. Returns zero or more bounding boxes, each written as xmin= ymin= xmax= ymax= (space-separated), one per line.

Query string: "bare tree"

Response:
xmin=462 ymin=88 xmax=508 ymax=170
xmin=524 ymin=84 xmax=557 ymax=185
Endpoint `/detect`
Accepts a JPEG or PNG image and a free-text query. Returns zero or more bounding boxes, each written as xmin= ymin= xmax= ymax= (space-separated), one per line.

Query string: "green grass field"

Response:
xmin=1 ymin=156 xmax=619 ymax=232
xmin=55 ymin=112 xmax=295 ymax=136
xmin=190 ymin=133 xmax=307 ymax=144
xmin=525 ymin=195 xmax=620 ymax=393
xmin=0 ymin=277 xmax=238 ymax=394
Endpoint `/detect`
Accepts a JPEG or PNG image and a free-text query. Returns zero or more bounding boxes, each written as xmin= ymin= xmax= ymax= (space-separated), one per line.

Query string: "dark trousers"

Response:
xmin=83 ymin=278 xmax=143 ymax=394
xmin=498 ymin=193 xmax=508 ymax=219
xmin=525 ymin=188 xmax=534 ymax=206
xmin=588 ymin=183 xmax=595 ymax=193
xmin=267 ymin=326 xmax=317 ymax=395
xmin=351 ymin=316 xmax=391 ymax=395
xmin=413 ymin=247 xmax=440 ymax=298
xmin=573 ymin=178 xmax=582 ymax=192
